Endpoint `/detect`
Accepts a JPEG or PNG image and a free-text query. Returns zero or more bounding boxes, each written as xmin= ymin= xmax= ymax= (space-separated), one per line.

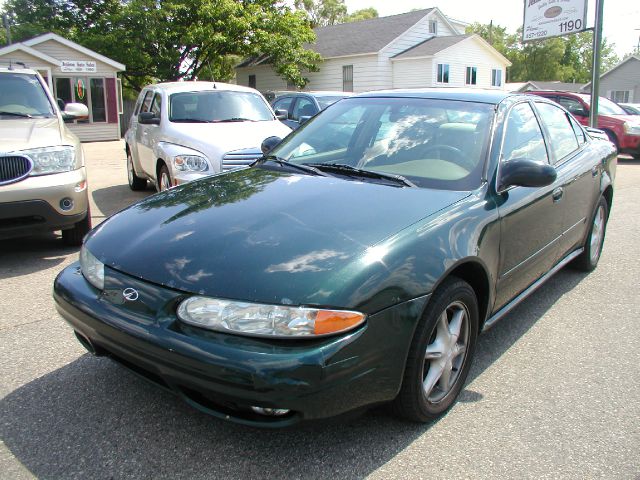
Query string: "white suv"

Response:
xmin=0 ymin=65 xmax=90 ymax=245
xmin=124 ymin=82 xmax=291 ymax=191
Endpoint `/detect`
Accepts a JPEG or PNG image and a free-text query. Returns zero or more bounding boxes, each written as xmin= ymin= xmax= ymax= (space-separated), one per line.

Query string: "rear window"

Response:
xmin=0 ymin=73 xmax=55 ymax=118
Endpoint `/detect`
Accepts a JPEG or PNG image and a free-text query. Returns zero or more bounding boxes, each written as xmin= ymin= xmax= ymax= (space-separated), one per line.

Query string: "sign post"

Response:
xmin=589 ymin=0 xmax=604 ymax=128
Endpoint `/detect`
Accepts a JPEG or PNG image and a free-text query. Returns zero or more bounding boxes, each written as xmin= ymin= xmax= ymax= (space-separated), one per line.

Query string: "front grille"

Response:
xmin=222 ymin=149 xmax=262 ymax=171
xmin=0 ymin=155 xmax=33 ymax=185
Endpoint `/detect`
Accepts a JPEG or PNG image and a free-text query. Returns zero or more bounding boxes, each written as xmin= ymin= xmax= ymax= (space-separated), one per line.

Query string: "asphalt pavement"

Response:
xmin=1 ymin=141 xmax=638 ymax=479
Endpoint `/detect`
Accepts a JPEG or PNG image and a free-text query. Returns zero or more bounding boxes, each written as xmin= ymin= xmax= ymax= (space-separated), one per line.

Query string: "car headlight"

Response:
xmin=623 ymin=122 xmax=640 ymax=136
xmin=80 ymin=245 xmax=104 ymax=290
xmin=23 ymin=146 xmax=76 ymax=175
xmin=174 ymin=155 xmax=209 ymax=172
xmin=177 ymin=296 xmax=366 ymax=338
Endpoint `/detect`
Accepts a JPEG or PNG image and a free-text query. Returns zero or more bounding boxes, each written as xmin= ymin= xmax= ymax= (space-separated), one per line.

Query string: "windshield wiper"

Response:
xmin=170 ymin=118 xmax=215 ymax=123
xmin=304 ymin=163 xmax=417 ymax=188
xmin=213 ymin=117 xmax=256 ymax=123
xmin=0 ymin=111 xmax=34 ymax=118
xmin=256 ymin=155 xmax=327 ymax=176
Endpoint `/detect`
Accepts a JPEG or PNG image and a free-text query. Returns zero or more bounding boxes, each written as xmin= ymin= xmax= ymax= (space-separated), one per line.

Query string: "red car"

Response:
xmin=528 ymin=91 xmax=640 ymax=159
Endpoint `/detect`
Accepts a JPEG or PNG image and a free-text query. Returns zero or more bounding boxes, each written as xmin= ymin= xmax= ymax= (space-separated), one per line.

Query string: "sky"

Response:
xmin=344 ymin=0 xmax=639 ymax=58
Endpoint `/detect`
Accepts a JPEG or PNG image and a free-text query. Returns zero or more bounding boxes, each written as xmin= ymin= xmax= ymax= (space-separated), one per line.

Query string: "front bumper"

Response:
xmin=0 ymin=168 xmax=88 ymax=239
xmin=53 ymin=263 xmax=428 ymax=427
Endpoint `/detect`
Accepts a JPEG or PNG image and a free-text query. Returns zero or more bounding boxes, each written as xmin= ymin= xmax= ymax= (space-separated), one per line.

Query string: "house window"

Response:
xmin=491 ymin=69 xmax=502 ymax=87
xmin=610 ymin=90 xmax=629 ymax=103
xmin=248 ymin=75 xmax=256 ymax=89
xmin=437 ymin=64 xmax=449 ymax=83
xmin=466 ymin=66 xmax=477 ymax=85
xmin=343 ymin=65 xmax=353 ymax=92
xmin=429 ymin=20 xmax=437 ymax=34
xmin=90 ymin=78 xmax=106 ymax=122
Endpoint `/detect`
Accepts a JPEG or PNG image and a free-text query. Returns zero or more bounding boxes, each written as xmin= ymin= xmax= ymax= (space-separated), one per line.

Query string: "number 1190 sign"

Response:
xmin=523 ymin=0 xmax=588 ymax=42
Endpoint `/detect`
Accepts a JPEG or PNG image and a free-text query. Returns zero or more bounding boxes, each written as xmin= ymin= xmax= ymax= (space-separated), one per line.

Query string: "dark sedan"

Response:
xmin=53 ymin=89 xmax=616 ymax=427
xmin=272 ymin=91 xmax=352 ymax=130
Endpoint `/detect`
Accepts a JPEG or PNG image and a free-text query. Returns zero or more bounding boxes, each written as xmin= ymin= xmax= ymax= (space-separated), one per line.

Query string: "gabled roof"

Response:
xmin=392 ymin=34 xmax=470 ymax=59
xmin=0 ymin=43 xmax=61 ymax=66
xmin=582 ymin=55 xmax=640 ymax=90
xmin=516 ymin=81 xmax=586 ymax=93
xmin=312 ymin=8 xmax=434 ymax=58
xmin=22 ymin=32 xmax=126 ymax=71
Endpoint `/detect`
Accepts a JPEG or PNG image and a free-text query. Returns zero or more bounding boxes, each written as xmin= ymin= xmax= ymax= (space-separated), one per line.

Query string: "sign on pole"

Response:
xmin=522 ymin=0 xmax=588 ymax=42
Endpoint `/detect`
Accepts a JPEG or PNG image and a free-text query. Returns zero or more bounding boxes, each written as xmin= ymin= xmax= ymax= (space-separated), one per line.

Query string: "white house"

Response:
xmin=236 ymin=8 xmax=511 ymax=93
xmin=582 ymin=55 xmax=640 ymax=103
xmin=0 ymin=33 xmax=125 ymax=141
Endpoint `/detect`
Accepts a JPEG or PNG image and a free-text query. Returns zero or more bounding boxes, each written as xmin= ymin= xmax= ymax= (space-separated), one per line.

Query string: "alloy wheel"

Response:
xmin=590 ymin=204 xmax=606 ymax=264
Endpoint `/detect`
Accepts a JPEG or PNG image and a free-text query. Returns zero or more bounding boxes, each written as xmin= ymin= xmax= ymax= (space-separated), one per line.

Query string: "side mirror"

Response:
xmin=275 ymin=109 xmax=288 ymax=121
xmin=498 ymin=159 xmax=557 ymax=191
xmin=573 ymin=108 xmax=588 ymax=117
xmin=62 ymin=103 xmax=89 ymax=120
xmin=138 ymin=111 xmax=160 ymax=125
xmin=299 ymin=115 xmax=312 ymax=125
xmin=261 ymin=136 xmax=282 ymax=155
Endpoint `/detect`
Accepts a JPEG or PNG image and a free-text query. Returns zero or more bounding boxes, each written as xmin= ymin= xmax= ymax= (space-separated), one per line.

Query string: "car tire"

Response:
xmin=572 ymin=196 xmax=609 ymax=272
xmin=127 ymin=150 xmax=147 ymax=191
xmin=392 ymin=276 xmax=479 ymax=422
xmin=158 ymin=163 xmax=172 ymax=192
xmin=62 ymin=210 xmax=92 ymax=247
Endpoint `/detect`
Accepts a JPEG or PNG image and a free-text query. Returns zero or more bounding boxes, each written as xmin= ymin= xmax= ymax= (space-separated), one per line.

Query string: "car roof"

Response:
xmin=0 ymin=66 xmax=38 ymax=75
xmin=275 ymin=91 xmax=354 ymax=97
xmin=142 ymin=81 xmax=261 ymax=94
xmin=530 ymin=90 xmax=591 ymax=100
xmin=353 ymin=88 xmax=518 ymax=105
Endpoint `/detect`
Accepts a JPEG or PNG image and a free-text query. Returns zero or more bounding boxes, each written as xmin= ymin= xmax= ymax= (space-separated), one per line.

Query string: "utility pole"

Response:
xmin=588 ymin=0 xmax=604 ymax=128
xmin=2 ymin=15 xmax=12 ymax=45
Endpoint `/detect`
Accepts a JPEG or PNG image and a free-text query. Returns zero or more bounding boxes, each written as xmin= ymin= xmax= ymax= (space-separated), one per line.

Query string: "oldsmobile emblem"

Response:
xmin=122 ymin=288 xmax=139 ymax=302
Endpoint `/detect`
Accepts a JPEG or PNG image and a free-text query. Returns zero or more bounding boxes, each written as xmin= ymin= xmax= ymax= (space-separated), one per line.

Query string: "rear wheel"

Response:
xmin=392 ymin=277 xmax=479 ymax=422
xmin=573 ymin=196 xmax=609 ymax=272
xmin=127 ymin=150 xmax=147 ymax=191
xmin=62 ymin=211 xmax=92 ymax=246
xmin=158 ymin=164 xmax=172 ymax=192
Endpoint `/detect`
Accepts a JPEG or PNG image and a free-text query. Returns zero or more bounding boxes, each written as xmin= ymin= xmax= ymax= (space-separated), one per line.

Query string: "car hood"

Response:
xmin=160 ymin=120 xmax=291 ymax=170
xmin=0 ymin=117 xmax=64 ymax=152
xmin=86 ymin=168 xmax=469 ymax=307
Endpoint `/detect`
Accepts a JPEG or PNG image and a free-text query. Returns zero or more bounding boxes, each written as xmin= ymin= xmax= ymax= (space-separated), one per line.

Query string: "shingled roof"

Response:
xmin=237 ymin=8 xmax=435 ymax=67
xmin=392 ymin=34 xmax=470 ymax=59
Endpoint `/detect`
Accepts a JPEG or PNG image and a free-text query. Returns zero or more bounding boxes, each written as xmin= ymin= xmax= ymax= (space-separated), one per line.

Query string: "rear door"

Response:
xmin=533 ymin=100 xmax=599 ymax=257
xmin=494 ymin=101 xmax=565 ymax=310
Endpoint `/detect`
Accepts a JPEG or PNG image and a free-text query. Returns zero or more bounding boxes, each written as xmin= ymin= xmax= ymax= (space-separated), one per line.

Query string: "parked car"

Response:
xmin=0 ymin=64 xmax=91 ymax=245
xmin=55 ymin=89 xmax=616 ymax=427
xmin=124 ymin=82 xmax=291 ymax=191
xmin=619 ymin=103 xmax=640 ymax=115
xmin=528 ymin=90 xmax=640 ymax=159
xmin=271 ymin=91 xmax=353 ymax=129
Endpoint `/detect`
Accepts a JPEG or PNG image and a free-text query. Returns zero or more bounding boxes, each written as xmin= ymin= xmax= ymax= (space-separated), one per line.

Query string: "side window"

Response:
xmin=292 ymin=97 xmax=316 ymax=121
xmin=501 ymin=102 xmax=549 ymax=164
xmin=568 ymin=114 xmax=586 ymax=146
xmin=535 ymin=102 xmax=579 ymax=163
xmin=150 ymin=93 xmax=161 ymax=116
xmin=272 ymin=97 xmax=294 ymax=117
xmin=556 ymin=97 xmax=587 ymax=117
xmin=140 ymin=90 xmax=153 ymax=113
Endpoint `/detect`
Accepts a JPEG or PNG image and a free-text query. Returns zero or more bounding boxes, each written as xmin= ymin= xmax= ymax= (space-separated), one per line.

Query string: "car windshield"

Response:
xmin=0 ymin=73 xmax=55 ymax=118
xmin=596 ymin=97 xmax=627 ymax=115
xmin=271 ymin=97 xmax=494 ymax=190
xmin=169 ymin=91 xmax=274 ymax=123
xmin=316 ymin=96 xmax=349 ymax=110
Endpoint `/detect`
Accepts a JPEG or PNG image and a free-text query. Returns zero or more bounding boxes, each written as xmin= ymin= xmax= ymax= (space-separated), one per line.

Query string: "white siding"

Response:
xmin=235 ymin=65 xmax=288 ymax=92
xmin=431 ymin=37 xmax=508 ymax=89
xmin=393 ymin=58 xmax=433 ymax=89
xmin=382 ymin=11 xmax=456 ymax=60
xmin=0 ymin=50 xmax=52 ymax=69
xmin=598 ymin=58 xmax=640 ymax=102
xmin=68 ymin=123 xmax=120 ymax=142
xmin=30 ymin=40 xmax=117 ymax=77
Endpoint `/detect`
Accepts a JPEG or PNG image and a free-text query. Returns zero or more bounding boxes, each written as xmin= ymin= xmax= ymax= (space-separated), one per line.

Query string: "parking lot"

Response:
xmin=1 ymin=140 xmax=639 ymax=479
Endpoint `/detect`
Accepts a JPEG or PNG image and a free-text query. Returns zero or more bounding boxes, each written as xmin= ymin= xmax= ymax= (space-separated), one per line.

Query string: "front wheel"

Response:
xmin=127 ymin=150 xmax=147 ymax=191
xmin=157 ymin=164 xmax=172 ymax=192
xmin=62 ymin=211 xmax=92 ymax=246
xmin=573 ymin=197 xmax=609 ymax=272
xmin=392 ymin=277 xmax=479 ymax=422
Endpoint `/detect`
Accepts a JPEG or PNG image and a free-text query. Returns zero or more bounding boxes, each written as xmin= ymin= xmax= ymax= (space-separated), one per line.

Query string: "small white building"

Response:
xmin=236 ymin=8 xmax=511 ymax=93
xmin=0 ymin=33 xmax=125 ymax=141
xmin=582 ymin=55 xmax=640 ymax=103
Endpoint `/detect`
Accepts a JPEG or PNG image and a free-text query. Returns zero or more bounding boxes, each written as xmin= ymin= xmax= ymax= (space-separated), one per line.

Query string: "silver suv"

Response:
xmin=124 ymin=81 xmax=291 ymax=191
xmin=0 ymin=64 xmax=90 ymax=245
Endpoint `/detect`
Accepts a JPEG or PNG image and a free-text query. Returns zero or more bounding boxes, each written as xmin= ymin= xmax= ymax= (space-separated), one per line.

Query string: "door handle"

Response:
xmin=552 ymin=187 xmax=564 ymax=202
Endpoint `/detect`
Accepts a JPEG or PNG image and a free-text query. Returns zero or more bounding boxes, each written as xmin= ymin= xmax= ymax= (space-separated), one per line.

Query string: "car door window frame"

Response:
xmin=532 ymin=101 xmax=581 ymax=166
xmin=291 ymin=96 xmax=316 ymax=122
xmin=139 ymin=90 xmax=154 ymax=114
xmin=496 ymin=100 xmax=552 ymax=194
xmin=272 ymin=96 xmax=294 ymax=119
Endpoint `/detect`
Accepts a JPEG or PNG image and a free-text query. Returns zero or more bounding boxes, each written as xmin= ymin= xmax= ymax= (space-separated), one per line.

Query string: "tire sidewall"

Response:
xmin=584 ymin=197 xmax=609 ymax=269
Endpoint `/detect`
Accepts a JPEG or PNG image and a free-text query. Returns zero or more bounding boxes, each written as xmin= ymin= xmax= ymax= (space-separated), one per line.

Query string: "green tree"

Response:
xmin=345 ymin=7 xmax=378 ymax=23
xmin=294 ymin=0 xmax=347 ymax=27
xmin=2 ymin=0 xmax=321 ymax=90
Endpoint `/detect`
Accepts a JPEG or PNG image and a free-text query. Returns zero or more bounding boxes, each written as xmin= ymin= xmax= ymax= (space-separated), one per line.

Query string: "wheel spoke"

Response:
xmin=425 ymin=342 xmax=443 ymax=360
xmin=453 ymin=342 xmax=466 ymax=357
xmin=439 ymin=364 xmax=453 ymax=392
xmin=423 ymin=362 xmax=444 ymax=397
xmin=448 ymin=309 xmax=464 ymax=341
